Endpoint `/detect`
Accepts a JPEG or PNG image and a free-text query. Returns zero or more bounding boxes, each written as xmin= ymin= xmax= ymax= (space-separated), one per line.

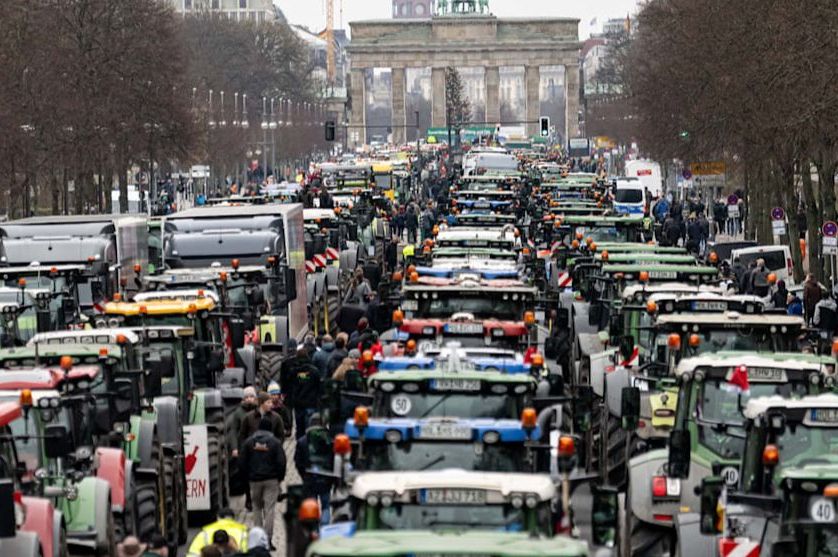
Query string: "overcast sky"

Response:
xmin=276 ymin=0 xmax=642 ymax=39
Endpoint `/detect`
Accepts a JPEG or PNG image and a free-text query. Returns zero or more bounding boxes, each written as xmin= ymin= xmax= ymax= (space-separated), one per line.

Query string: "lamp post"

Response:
xmin=261 ymin=96 xmax=268 ymax=183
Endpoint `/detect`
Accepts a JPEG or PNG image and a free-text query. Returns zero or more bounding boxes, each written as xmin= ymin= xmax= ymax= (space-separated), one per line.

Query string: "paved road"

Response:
xmin=181 ymin=433 xmax=302 ymax=556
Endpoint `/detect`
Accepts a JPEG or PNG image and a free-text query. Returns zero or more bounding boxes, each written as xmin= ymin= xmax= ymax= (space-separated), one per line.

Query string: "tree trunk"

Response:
xmin=817 ymin=159 xmax=837 ymax=282
xmin=801 ymin=161 xmax=821 ymax=281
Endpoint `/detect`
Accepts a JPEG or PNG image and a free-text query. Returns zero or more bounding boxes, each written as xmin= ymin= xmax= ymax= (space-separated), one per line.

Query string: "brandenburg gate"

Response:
xmin=347 ymin=3 xmax=580 ymax=146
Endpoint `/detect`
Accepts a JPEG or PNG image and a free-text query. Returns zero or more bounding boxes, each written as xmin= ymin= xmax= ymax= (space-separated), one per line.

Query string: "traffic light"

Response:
xmin=325 ymin=120 xmax=336 ymax=142
xmin=539 ymin=116 xmax=550 ymax=138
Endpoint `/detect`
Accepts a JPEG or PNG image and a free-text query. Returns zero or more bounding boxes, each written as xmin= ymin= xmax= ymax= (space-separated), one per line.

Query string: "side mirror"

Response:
xmin=229 ymin=318 xmax=246 ymax=348
xmin=113 ymin=377 xmax=137 ymax=422
xmin=591 ymin=485 xmax=619 ymax=547
xmin=285 ymin=267 xmax=297 ymax=303
xmin=144 ymin=363 xmax=163 ymax=399
xmin=573 ymin=386 xmax=593 ymax=433
xmin=619 ymin=335 xmax=635 ymax=362
xmin=668 ymin=429 xmax=691 ymax=479
xmin=699 ymin=476 xmax=725 ymax=535
xmin=207 ymin=348 xmax=225 ymax=374
xmin=44 ymin=424 xmax=75 ymax=459
xmin=555 ymin=308 xmax=570 ymax=329
xmin=621 ymin=387 xmax=640 ymax=431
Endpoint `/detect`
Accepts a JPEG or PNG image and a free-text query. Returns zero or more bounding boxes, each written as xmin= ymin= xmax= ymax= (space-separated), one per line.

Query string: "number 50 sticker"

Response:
xmin=809 ymin=497 xmax=836 ymax=523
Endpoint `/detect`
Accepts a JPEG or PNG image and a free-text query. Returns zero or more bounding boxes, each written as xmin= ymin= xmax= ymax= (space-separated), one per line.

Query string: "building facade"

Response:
xmin=169 ymin=0 xmax=283 ymax=22
xmin=393 ymin=0 xmax=435 ymax=19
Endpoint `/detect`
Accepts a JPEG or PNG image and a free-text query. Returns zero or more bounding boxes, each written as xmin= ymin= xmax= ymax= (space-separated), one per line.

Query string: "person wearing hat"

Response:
xmin=238 ymin=527 xmax=272 ymax=557
xmin=228 ymin=386 xmax=258 ymax=512
xmin=312 ymin=334 xmax=335 ymax=379
xmin=187 ymin=509 xmax=248 ymax=557
xmin=239 ymin=392 xmax=286 ymax=446
xmin=240 ymin=417 xmax=286 ymax=551
xmin=267 ymin=381 xmax=292 ymax=433
xmin=118 ymin=536 xmax=147 ymax=557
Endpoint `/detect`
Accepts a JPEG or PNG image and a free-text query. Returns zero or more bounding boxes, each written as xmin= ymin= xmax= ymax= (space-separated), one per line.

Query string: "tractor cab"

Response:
xmin=102 ymin=292 xmax=230 ymax=386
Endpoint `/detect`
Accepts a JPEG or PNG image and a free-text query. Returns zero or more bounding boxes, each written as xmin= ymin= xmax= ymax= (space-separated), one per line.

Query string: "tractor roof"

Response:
xmin=350 ymin=470 xmax=555 ymax=500
xmin=744 ymin=394 xmax=838 ymax=420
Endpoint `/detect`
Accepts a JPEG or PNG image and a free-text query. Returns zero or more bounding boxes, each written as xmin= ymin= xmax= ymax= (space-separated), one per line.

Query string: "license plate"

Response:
xmin=431 ymin=378 xmax=481 ymax=391
xmin=402 ymin=300 xmax=418 ymax=311
xmin=475 ymin=201 xmax=491 ymax=208
xmin=418 ymin=423 xmax=472 ymax=440
xmin=446 ymin=323 xmax=483 ymax=335
xmin=810 ymin=408 xmax=838 ymax=424
xmin=649 ymin=270 xmax=677 ymax=279
xmin=692 ymin=301 xmax=726 ymax=311
xmin=420 ymin=489 xmax=487 ymax=505
xmin=746 ymin=368 xmax=787 ymax=382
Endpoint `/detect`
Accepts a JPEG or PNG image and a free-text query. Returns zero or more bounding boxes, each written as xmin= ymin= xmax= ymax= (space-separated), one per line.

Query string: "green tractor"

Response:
xmin=100 ymin=297 xmax=232 ymax=520
xmin=0 ymin=337 xmax=167 ymax=553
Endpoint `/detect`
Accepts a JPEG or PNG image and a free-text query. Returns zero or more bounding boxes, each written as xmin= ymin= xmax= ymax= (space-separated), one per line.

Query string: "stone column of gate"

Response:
xmin=431 ymin=67 xmax=447 ymax=128
xmin=564 ymin=62 xmax=581 ymax=142
xmin=349 ymin=68 xmax=367 ymax=147
xmin=391 ymin=67 xmax=407 ymax=145
xmin=485 ymin=66 xmax=500 ymax=126
xmin=525 ymin=65 xmax=541 ymax=137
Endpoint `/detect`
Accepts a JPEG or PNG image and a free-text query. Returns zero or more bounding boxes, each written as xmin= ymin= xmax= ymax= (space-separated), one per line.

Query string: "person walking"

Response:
xmin=312 ymin=334 xmax=335 ymax=379
xmin=287 ymin=348 xmax=322 ymax=433
xmin=326 ymin=333 xmax=349 ymax=376
xmin=405 ymin=204 xmax=419 ymax=244
xmin=240 ymin=417 xmax=287 ymax=552
xmin=227 ymin=386 xmax=257 ymax=513
xmin=803 ymin=273 xmax=823 ymax=325
xmin=394 ymin=207 xmax=406 ymax=240
xmin=295 ymin=414 xmax=333 ymax=524
xmin=771 ymin=280 xmax=789 ymax=310
xmin=233 ymin=528 xmax=272 ymax=557
xmin=239 ymin=392 xmax=286 ymax=447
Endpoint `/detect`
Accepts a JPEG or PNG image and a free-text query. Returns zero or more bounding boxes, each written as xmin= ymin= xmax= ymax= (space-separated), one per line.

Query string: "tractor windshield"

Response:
xmin=4 ymin=404 xmax=72 ymax=475
xmin=376 ymin=391 xmax=525 ymax=420
xmin=685 ymin=328 xmax=797 ymax=355
xmin=419 ymin=295 xmax=521 ymax=321
xmin=696 ymin=380 xmax=809 ymax=459
xmin=775 ymin=422 xmax=838 ymax=469
xmin=365 ymin=441 xmax=523 ymax=472
xmin=372 ymin=501 xmax=538 ymax=532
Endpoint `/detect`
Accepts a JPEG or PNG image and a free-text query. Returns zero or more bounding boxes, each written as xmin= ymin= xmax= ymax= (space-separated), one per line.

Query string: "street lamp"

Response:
xmin=219 ymin=91 xmax=227 ymax=127
xmin=233 ymin=92 xmax=240 ymax=127
xmin=208 ymin=89 xmax=216 ymax=128
xmin=241 ymin=94 xmax=249 ymax=128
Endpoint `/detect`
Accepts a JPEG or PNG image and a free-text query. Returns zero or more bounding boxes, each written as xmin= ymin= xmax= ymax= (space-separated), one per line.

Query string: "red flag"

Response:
xmin=725 ymin=365 xmax=750 ymax=395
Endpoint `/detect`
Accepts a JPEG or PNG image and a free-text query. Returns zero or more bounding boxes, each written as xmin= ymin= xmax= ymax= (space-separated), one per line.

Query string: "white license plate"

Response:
xmin=402 ymin=300 xmax=418 ymax=311
xmin=649 ymin=271 xmax=677 ymax=279
xmin=692 ymin=301 xmax=726 ymax=311
xmin=431 ymin=378 xmax=481 ymax=391
xmin=421 ymin=489 xmax=487 ymax=505
xmin=811 ymin=408 xmax=838 ymax=423
xmin=418 ymin=423 xmax=472 ymax=440
xmin=447 ymin=323 xmax=483 ymax=334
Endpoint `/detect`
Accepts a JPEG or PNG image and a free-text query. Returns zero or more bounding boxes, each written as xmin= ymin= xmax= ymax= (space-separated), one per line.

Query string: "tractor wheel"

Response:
xmin=98 ymin=500 xmax=116 ymax=557
xmin=177 ymin=456 xmax=189 ymax=544
xmin=622 ymin=489 xmax=674 ymax=557
xmin=206 ymin=409 xmax=229 ymax=515
xmin=161 ymin=453 xmax=181 ymax=553
xmin=133 ymin=480 xmax=160 ymax=544
xmin=57 ymin=520 xmax=69 ymax=557
xmin=258 ymin=351 xmax=284 ymax=388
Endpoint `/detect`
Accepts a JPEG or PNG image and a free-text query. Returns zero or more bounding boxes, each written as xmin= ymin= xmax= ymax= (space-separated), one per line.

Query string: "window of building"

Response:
xmin=415 ymin=3 xmax=426 ymax=15
xmin=258 ymin=11 xmax=265 ymax=22
xmin=184 ymin=0 xmax=192 ymax=9
xmin=211 ymin=0 xmax=219 ymax=8
xmin=249 ymin=11 xmax=256 ymax=20
xmin=239 ymin=0 xmax=247 ymax=9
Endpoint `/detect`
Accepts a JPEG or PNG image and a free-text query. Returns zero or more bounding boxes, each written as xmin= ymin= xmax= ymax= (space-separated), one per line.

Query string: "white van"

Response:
xmin=613 ymin=178 xmax=647 ymax=216
xmin=731 ymin=245 xmax=795 ymax=285
xmin=625 ymin=159 xmax=663 ymax=197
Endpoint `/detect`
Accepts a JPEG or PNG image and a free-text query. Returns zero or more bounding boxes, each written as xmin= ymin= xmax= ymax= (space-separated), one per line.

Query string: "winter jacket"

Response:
xmin=239 ymin=409 xmax=286 ymax=444
xmin=239 ymin=430 xmax=286 ymax=482
xmin=312 ymin=344 xmax=334 ymax=379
